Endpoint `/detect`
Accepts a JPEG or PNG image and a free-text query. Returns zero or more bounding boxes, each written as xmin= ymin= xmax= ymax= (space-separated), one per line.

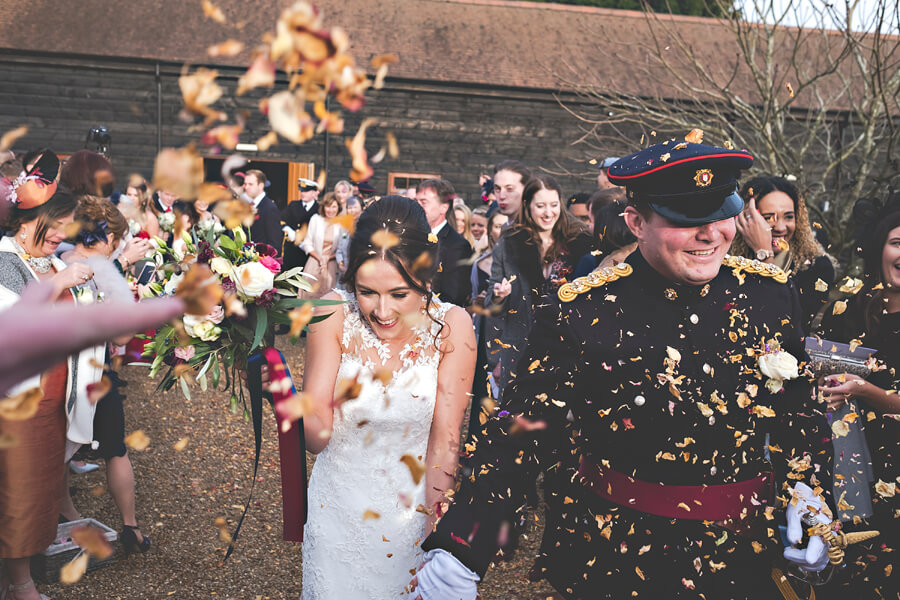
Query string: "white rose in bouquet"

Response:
xmin=758 ymin=350 xmax=799 ymax=394
xmin=209 ymin=256 xmax=233 ymax=276
xmin=232 ymin=261 xmax=274 ymax=298
xmin=182 ymin=314 xmax=204 ymax=338
xmin=182 ymin=314 xmax=222 ymax=342
xmin=193 ymin=320 xmax=222 ymax=342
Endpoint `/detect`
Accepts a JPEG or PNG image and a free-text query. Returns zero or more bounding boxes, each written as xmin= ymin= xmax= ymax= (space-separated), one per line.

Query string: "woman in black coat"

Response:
xmin=732 ymin=175 xmax=836 ymax=332
xmin=484 ymin=173 xmax=591 ymax=395
xmin=815 ymin=200 xmax=899 ymax=599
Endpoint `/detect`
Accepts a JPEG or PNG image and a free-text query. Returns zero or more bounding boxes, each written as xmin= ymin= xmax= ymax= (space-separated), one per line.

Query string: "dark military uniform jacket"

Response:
xmin=424 ymin=250 xmax=830 ymax=599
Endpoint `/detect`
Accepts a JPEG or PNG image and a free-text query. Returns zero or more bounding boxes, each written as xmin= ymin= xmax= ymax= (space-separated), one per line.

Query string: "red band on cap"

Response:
xmin=609 ymin=152 xmax=752 ymax=181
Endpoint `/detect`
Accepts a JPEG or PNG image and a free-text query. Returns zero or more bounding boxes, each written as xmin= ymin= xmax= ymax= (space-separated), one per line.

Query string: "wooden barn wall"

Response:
xmin=0 ymin=53 xmax=603 ymax=205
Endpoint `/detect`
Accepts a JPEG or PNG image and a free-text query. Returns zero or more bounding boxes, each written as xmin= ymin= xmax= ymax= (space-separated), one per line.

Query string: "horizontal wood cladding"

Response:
xmin=0 ymin=54 xmax=601 ymax=203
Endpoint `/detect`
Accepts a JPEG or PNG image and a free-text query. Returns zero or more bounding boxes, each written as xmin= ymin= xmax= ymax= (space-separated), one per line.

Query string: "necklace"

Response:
xmin=11 ymin=238 xmax=52 ymax=273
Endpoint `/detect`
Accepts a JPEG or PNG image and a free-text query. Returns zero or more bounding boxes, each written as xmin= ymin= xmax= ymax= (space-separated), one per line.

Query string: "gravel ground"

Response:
xmin=41 ymin=340 xmax=557 ymax=599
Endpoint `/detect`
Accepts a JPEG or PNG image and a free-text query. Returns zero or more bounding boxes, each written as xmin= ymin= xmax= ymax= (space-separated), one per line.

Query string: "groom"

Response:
xmin=413 ymin=140 xmax=834 ymax=599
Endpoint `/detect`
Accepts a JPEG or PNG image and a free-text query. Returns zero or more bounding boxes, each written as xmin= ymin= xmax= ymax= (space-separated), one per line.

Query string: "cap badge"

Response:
xmin=694 ymin=169 xmax=714 ymax=187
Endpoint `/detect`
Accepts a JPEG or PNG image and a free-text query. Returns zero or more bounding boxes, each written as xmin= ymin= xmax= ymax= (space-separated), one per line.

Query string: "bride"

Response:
xmin=300 ymin=196 xmax=476 ymax=599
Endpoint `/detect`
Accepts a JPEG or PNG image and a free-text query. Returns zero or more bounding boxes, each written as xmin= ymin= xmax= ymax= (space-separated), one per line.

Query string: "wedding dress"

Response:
xmin=301 ymin=287 xmax=451 ymax=599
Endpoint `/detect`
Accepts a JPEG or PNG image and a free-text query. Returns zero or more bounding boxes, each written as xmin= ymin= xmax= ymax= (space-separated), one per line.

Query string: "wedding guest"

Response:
xmin=336 ymin=195 xmax=362 ymax=275
xmin=416 ymin=179 xmax=473 ymax=306
xmin=59 ymin=149 xmax=115 ymax=198
xmin=333 ymin=179 xmax=352 ymax=210
xmin=469 ymin=211 xmax=509 ymax=316
xmin=493 ymin=160 xmax=531 ymax=222
xmin=301 ymin=193 xmax=346 ymax=298
xmin=57 ymin=196 xmax=151 ymax=554
xmin=573 ymin=199 xmax=637 ymax=277
xmin=733 ymin=176 xmax=835 ymax=332
xmin=468 ymin=211 xmax=508 ymax=424
xmin=0 ymin=180 xmax=103 ymax=600
xmin=120 ymin=174 xmax=160 ymax=238
xmin=470 ymin=206 xmax=489 ymax=255
xmin=243 ymin=170 xmax=283 ymax=255
xmin=565 ymin=192 xmax=592 ymax=225
xmin=453 ymin=203 xmax=476 ymax=250
xmin=486 ymin=174 xmax=590 ymax=392
xmin=300 ymin=195 xmax=475 ymax=598
xmin=815 ymin=198 xmax=899 ymax=599
xmin=281 ymin=178 xmax=320 ymax=271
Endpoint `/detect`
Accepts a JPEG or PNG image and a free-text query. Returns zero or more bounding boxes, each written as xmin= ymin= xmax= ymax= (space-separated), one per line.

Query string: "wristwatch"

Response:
xmin=755 ymin=248 xmax=774 ymax=260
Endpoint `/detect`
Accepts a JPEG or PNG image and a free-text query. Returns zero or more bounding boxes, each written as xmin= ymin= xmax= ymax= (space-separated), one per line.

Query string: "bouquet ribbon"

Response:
xmin=225 ymin=347 xmax=307 ymax=561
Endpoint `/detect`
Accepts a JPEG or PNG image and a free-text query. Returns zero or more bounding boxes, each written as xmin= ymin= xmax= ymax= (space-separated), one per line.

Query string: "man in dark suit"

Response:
xmin=243 ymin=169 xmax=283 ymax=256
xmin=416 ymin=178 xmax=473 ymax=306
xmin=280 ymin=178 xmax=320 ymax=271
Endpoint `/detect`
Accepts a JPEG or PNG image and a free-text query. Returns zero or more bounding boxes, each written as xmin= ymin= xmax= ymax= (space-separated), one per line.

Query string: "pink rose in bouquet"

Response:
xmin=259 ymin=255 xmax=281 ymax=274
xmin=207 ymin=305 xmax=225 ymax=324
xmin=175 ymin=345 xmax=196 ymax=361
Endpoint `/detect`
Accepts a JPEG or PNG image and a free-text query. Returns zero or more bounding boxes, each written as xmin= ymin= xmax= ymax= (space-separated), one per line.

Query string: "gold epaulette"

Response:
xmin=558 ymin=262 xmax=633 ymax=302
xmin=723 ymin=254 xmax=788 ymax=284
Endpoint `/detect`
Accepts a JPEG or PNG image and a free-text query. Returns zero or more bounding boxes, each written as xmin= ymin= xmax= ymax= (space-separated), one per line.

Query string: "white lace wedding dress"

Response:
xmin=301 ymin=288 xmax=450 ymax=599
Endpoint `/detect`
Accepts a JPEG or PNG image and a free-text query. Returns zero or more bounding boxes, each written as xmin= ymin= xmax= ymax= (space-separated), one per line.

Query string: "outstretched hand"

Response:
xmin=0 ymin=281 xmax=184 ymax=395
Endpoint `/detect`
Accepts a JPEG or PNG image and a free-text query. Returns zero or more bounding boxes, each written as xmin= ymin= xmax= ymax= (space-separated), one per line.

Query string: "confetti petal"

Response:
xmin=176 ymin=264 xmax=225 ymax=316
xmin=0 ymin=125 xmax=28 ymax=152
xmin=71 ymin=526 xmax=113 ymax=559
xmin=124 ymin=429 xmax=151 ymax=451
xmin=59 ymin=551 xmax=89 ymax=584
xmin=202 ymin=0 xmax=226 ymax=23
xmin=207 ymin=39 xmax=244 ymax=58
xmin=0 ymin=387 xmax=43 ymax=421
xmin=399 ymin=454 xmax=425 ymax=485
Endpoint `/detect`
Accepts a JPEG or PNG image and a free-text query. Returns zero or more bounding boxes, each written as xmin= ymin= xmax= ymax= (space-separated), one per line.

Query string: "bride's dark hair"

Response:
xmin=341 ymin=194 xmax=440 ymax=302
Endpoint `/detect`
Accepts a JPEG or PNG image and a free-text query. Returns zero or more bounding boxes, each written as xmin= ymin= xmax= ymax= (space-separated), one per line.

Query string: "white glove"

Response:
xmin=282 ymin=226 xmax=296 ymax=242
xmin=783 ymin=482 xmax=832 ymax=572
xmin=408 ymin=549 xmax=479 ymax=600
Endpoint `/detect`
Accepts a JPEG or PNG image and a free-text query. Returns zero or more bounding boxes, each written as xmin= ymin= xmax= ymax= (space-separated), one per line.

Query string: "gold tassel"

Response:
xmin=809 ymin=522 xmax=880 ymax=565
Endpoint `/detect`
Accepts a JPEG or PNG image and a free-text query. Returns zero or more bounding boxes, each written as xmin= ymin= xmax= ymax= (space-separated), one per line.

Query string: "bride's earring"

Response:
xmin=19 ymin=231 xmax=26 ymax=241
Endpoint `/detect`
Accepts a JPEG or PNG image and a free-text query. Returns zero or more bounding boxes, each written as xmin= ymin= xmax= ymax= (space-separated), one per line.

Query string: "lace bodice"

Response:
xmin=301 ymin=288 xmax=451 ymax=599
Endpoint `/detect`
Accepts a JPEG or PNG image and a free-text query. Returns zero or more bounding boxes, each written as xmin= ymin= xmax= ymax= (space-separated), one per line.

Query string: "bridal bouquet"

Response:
xmin=140 ymin=226 xmax=326 ymax=405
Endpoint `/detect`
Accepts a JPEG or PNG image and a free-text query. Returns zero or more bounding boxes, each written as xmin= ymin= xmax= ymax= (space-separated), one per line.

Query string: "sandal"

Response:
xmin=4 ymin=580 xmax=49 ymax=600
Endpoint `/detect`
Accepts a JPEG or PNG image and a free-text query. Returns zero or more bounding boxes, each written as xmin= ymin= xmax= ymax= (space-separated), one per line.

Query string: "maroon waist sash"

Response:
xmin=577 ymin=458 xmax=773 ymax=522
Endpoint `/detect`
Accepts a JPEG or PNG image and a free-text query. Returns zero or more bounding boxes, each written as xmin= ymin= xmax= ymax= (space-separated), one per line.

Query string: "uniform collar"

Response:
xmin=628 ymin=249 xmax=715 ymax=304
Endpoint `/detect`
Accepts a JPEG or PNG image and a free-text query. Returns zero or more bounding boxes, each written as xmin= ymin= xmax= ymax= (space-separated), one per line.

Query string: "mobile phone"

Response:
xmin=136 ymin=262 xmax=156 ymax=285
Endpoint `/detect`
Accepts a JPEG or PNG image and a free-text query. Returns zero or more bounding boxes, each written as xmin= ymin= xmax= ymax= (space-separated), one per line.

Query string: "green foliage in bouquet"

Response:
xmin=139 ymin=225 xmax=340 ymax=409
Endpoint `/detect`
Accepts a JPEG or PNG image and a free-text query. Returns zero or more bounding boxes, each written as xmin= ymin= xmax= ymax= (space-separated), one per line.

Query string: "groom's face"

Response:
xmin=354 ymin=258 xmax=425 ymax=343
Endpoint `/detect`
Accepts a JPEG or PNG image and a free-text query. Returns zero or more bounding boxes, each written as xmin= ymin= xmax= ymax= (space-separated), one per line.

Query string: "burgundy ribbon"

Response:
xmin=262 ymin=347 xmax=307 ymax=542
xmin=225 ymin=348 xmax=306 ymax=561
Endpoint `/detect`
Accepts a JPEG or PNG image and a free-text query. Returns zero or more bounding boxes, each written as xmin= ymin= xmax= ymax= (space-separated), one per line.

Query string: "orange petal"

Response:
xmin=0 ymin=125 xmax=28 ymax=152
xmin=71 ymin=526 xmax=114 ymax=559
xmin=0 ymin=387 xmax=43 ymax=421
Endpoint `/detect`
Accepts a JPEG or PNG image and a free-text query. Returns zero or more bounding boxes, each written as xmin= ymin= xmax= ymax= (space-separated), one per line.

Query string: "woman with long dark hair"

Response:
xmin=815 ymin=197 xmax=899 ymax=598
xmin=733 ymin=175 xmax=835 ymax=331
xmin=486 ymin=174 xmax=590 ymax=394
xmin=299 ymin=196 xmax=476 ymax=599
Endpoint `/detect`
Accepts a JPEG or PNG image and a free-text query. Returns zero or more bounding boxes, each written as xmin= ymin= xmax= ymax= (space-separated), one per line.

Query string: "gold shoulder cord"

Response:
xmin=558 ymin=262 xmax=634 ymax=303
xmin=723 ymin=254 xmax=789 ymax=284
